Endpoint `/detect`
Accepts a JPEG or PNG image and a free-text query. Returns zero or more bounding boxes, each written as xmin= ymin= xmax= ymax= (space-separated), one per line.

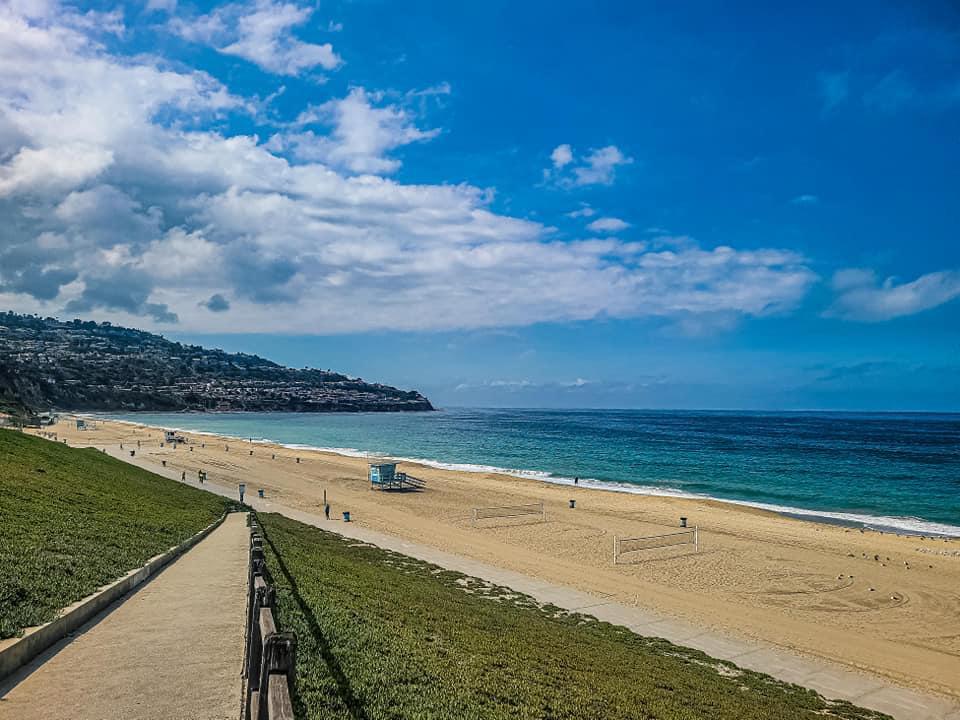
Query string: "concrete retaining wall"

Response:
xmin=0 ymin=511 xmax=230 ymax=682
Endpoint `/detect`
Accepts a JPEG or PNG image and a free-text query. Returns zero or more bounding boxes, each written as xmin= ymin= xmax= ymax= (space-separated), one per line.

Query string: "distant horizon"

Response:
xmin=93 ymin=405 xmax=960 ymax=416
xmin=6 ymin=309 xmax=960 ymax=413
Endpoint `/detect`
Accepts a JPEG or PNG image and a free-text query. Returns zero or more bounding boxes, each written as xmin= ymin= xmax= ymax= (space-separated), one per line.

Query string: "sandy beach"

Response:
xmin=35 ymin=417 xmax=960 ymax=700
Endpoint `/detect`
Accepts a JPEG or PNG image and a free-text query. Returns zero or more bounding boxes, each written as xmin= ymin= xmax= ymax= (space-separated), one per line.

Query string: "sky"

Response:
xmin=1 ymin=0 xmax=959 ymax=410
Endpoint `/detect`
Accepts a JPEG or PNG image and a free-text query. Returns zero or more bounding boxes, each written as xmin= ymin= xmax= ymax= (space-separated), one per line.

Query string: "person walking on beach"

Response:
xmin=574 ymin=476 xmax=579 ymax=486
xmin=324 ymin=503 xmax=330 ymax=520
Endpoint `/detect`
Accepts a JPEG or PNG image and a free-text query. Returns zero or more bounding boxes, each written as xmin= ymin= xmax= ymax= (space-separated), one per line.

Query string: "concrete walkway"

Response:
xmin=0 ymin=512 xmax=249 ymax=720
xmin=94 ymin=447 xmax=960 ymax=720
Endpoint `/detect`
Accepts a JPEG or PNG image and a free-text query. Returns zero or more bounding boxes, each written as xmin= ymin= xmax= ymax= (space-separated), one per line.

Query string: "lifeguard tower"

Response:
xmin=369 ymin=463 xmax=425 ymax=491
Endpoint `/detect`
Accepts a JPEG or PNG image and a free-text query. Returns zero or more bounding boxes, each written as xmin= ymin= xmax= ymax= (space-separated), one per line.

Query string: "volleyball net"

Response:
xmin=614 ymin=527 xmax=698 ymax=563
xmin=472 ymin=502 xmax=545 ymax=526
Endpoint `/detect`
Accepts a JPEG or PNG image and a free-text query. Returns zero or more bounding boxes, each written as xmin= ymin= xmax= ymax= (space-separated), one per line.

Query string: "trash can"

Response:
xmin=258 ymin=488 xmax=264 ymax=498
xmin=343 ymin=511 xmax=351 ymax=522
xmin=161 ymin=460 xmax=166 ymax=467
xmin=569 ymin=499 xmax=576 ymax=509
xmin=680 ymin=517 xmax=688 ymax=528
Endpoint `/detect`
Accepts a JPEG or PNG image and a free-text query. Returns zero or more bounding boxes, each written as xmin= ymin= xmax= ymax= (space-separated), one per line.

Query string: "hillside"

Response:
xmin=0 ymin=431 xmax=231 ymax=638
xmin=0 ymin=312 xmax=433 ymax=415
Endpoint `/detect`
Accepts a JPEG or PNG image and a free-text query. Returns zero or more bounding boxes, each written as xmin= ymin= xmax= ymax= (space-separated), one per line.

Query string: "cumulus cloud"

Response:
xmin=170 ymin=0 xmax=341 ymax=77
xmin=550 ymin=144 xmax=573 ymax=168
xmin=544 ymin=144 xmax=633 ymax=187
xmin=147 ymin=0 xmax=178 ymax=12
xmin=0 ymin=144 xmax=113 ymax=197
xmin=827 ymin=268 xmax=960 ymax=321
xmin=565 ymin=204 xmax=595 ymax=219
xmin=204 ymin=293 xmax=231 ymax=312
xmin=586 ymin=217 xmax=630 ymax=233
xmin=0 ymin=2 xmax=819 ymax=334
xmin=270 ymin=87 xmax=440 ymax=174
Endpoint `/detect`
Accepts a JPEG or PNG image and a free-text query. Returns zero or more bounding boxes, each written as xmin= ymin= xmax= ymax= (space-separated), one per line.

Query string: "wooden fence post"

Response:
xmin=259 ymin=631 xmax=296 ymax=720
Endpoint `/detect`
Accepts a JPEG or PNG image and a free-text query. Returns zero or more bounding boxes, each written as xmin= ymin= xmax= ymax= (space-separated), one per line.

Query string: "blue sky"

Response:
xmin=1 ymin=0 xmax=959 ymax=409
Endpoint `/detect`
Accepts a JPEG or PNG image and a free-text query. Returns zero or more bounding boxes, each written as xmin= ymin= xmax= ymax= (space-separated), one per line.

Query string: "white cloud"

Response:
xmin=0 ymin=144 xmax=113 ymax=197
xmin=170 ymin=0 xmax=341 ymax=77
xmin=574 ymin=145 xmax=633 ymax=186
xmin=586 ymin=217 xmax=630 ymax=233
xmin=791 ymin=194 xmax=819 ymax=205
xmin=273 ymin=87 xmax=439 ymax=174
xmin=550 ymin=143 xmax=572 ymax=168
xmin=566 ymin=204 xmax=595 ymax=219
xmin=827 ymin=268 xmax=960 ymax=321
xmin=0 ymin=2 xmax=819 ymax=334
xmin=147 ymin=0 xmax=177 ymax=12
xmin=545 ymin=143 xmax=633 ymax=187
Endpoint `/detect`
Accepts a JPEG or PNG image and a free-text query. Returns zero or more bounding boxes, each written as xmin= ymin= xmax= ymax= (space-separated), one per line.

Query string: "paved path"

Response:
xmin=0 ymin=512 xmax=249 ymax=720
xmin=89 ymin=446 xmax=960 ymax=720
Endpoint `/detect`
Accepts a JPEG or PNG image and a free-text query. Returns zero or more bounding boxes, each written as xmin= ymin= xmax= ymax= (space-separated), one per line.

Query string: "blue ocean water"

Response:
xmin=102 ymin=408 xmax=960 ymax=536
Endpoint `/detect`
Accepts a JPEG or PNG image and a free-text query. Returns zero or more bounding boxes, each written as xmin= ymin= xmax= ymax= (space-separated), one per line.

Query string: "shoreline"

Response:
xmin=35 ymin=416 xmax=960 ymax=698
xmin=91 ymin=413 xmax=960 ymax=538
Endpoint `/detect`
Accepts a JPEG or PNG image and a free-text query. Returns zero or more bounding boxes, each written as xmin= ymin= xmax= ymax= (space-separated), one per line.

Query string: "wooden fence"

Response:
xmin=245 ymin=518 xmax=297 ymax=720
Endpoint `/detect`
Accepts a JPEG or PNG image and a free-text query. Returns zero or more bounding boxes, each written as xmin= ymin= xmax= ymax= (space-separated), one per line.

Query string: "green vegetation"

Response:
xmin=0 ymin=430 xmax=231 ymax=639
xmin=257 ymin=513 xmax=890 ymax=720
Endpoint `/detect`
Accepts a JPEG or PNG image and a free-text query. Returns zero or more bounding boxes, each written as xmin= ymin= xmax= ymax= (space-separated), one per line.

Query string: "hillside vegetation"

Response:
xmin=257 ymin=512 xmax=890 ymax=720
xmin=0 ymin=311 xmax=433 ymax=415
xmin=0 ymin=430 xmax=231 ymax=638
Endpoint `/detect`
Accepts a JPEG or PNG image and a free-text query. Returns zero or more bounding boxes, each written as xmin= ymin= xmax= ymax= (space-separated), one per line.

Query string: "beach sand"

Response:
xmin=34 ymin=418 xmax=960 ymax=700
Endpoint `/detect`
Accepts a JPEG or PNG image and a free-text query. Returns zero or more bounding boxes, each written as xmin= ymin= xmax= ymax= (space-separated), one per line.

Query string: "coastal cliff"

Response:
xmin=0 ymin=312 xmax=434 ymax=415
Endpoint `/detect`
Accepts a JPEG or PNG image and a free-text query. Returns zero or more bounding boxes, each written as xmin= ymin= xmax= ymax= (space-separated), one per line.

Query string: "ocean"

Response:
xmin=101 ymin=408 xmax=960 ymax=537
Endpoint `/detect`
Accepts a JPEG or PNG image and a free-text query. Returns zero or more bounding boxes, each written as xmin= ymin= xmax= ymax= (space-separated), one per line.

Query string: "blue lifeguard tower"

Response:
xmin=369 ymin=463 xmax=425 ymax=491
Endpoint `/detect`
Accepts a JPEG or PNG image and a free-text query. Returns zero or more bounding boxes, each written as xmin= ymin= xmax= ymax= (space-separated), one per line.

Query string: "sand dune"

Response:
xmin=37 ymin=418 xmax=960 ymax=700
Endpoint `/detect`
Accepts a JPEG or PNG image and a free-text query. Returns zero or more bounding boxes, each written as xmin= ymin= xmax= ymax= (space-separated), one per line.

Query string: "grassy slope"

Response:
xmin=258 ymin=513 xmax=890 ymax=720
xmin=0 ymin=430 xmax=231 ymax=638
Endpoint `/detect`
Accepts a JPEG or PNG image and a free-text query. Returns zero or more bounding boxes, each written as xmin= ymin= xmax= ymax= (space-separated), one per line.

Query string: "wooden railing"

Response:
xmin=245 ymin=518 xmax=297 ymax=720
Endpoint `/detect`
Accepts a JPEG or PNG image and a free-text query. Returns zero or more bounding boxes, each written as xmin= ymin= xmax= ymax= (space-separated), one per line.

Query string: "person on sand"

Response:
xmin=324 ymin=503 xmax=330 ymax=520
xmin=574 ymin=476 xmax=579 ymax=486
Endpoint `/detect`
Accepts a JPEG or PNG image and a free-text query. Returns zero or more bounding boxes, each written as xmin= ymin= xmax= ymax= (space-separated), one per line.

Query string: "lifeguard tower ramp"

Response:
xmin=369 ymin=463 xmax=425 ymax=491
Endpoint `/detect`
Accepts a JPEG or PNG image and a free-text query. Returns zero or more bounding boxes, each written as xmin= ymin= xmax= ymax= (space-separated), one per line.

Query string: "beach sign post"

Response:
xmin=238 ymin=483 xmax=246 ymax=504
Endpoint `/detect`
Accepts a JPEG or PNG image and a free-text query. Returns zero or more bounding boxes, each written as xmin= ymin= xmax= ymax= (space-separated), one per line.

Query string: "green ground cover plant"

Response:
xmin=0 ymin=430 xmax=231 ymax=638
xmin=257 ymin=512 xmax=891 ymax=720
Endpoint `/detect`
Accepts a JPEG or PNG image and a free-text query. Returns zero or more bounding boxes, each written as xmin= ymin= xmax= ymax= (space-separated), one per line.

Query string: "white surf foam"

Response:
xmin=94 ymin=415 xmax=960 ymax=538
